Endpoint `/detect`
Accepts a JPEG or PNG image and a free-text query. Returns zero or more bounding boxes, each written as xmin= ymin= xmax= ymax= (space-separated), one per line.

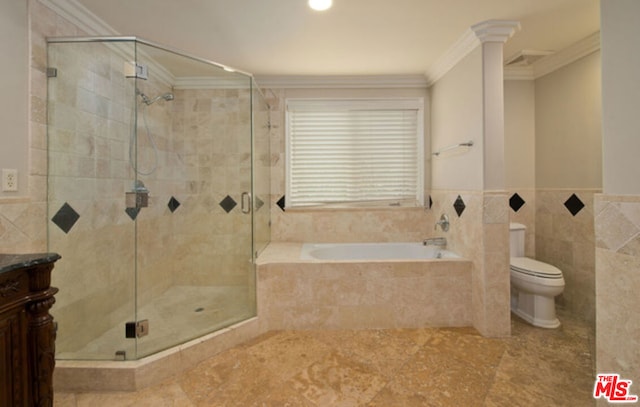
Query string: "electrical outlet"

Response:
xmin=2 ymin=169 xmax=18 ymax=192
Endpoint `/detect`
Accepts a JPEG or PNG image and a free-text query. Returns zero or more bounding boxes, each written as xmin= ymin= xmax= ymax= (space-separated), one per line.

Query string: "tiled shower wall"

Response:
xmin=169 ymin=87 xmax=253 ymax=289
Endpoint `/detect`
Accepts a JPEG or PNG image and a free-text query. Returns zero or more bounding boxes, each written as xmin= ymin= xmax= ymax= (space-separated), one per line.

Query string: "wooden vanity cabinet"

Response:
xmin=0 ymin=253 xmax=60 ymax=407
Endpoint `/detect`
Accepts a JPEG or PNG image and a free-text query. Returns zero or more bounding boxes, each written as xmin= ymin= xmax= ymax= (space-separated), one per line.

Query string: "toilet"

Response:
xmin=509 ymin=223 xmax=565 ymax=328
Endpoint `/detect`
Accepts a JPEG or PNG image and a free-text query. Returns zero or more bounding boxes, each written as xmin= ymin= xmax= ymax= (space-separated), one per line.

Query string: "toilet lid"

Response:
xmin=510 ymin=257 xmax=563 ymax=279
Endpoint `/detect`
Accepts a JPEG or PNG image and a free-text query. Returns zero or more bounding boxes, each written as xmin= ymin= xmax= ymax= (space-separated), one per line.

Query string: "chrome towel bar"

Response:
xmin=432 ymin=140 xmax=474 ymax=156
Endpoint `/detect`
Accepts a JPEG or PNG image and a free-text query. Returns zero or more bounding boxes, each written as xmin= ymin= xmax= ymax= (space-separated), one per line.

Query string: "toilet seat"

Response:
xmin=510 ymin=257 xmax=563 ymax=279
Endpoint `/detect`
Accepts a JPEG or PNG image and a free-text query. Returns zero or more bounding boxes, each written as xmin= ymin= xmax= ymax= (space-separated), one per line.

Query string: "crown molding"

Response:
xmin=532 ymin=31 xmax=600 ymax=79
xmin=39 ymin=0 xmax=117 ymax=35
xmin=425 ymin=20 xmax=520 ymax=86
xmin=504 ymin=66 xmax=535 ymax=80
xmin=254 ymin=75 xmax=428 ymax=89
xmin=504 ymin=31 xmax=601 ymax=81
xmin=424 ymin=28 xmax=480 ymax=86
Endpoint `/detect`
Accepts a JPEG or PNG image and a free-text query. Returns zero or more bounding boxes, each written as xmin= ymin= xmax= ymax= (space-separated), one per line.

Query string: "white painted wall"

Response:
xmin=0 ymin=0 xmax=29 ymax=197
xmin=601 ymin=0 xmax=640 ymax=195
xmin=504 ymin=80 xmax=536 ymax=189
xmin=430 ymin=47 xmax=484 ymax=191
xmin=482 ymin=42 xmax=507 ymax=191
xmin=535 ymin=51 xmax=602 ymax=189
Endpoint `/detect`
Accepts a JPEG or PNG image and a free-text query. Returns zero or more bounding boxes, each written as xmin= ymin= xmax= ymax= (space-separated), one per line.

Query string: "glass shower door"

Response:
xmin=133 ymin=42 xmax=256 ymax=358
xmin=252 ymin=80 xmax=271 ymax=258
xmin=48 ymin=37 xmax=261 ymax=361
xmin=47 ymin=39 xmax=138 ymax=360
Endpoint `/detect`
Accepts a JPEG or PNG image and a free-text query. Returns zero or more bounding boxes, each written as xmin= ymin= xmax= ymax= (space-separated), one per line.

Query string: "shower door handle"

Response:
xmin=241 ymin=192 xmax=252 ymax=214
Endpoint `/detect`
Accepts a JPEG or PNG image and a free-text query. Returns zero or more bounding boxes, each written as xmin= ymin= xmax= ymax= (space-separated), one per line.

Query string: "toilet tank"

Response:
xmin=509 ymin=223 xmax=526 ymax=257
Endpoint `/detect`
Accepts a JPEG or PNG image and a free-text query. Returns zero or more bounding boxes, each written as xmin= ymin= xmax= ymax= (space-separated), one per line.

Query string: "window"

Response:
xmin=286 ymin=98 xmax=424 ymax=208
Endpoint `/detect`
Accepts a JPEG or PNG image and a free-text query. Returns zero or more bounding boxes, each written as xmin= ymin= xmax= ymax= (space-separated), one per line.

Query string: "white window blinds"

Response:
xmin=286 ymin=99 xmax=424 ymax=208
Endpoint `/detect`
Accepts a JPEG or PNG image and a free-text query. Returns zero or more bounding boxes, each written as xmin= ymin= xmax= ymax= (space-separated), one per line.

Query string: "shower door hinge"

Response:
xmin=125 ymin=320 xmax=149 ymax=338
xmin=47 ymin=67 xmax=57 ymax=78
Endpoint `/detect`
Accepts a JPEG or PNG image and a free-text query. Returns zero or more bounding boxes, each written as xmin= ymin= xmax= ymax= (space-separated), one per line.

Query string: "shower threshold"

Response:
xmin=54 ymin=316 xmax=262 ymax=392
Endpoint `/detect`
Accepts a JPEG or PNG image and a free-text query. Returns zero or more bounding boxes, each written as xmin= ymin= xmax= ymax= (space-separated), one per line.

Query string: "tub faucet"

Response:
xmin=434 ymin=214 xmax=450 ymax=232
xmin=423 ymin=237 xmax=447 ymax=247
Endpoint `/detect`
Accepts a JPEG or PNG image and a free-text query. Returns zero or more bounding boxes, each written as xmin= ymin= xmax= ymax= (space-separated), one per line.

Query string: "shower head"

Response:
xmin=138 ymin=90 xmax=175 ymax=105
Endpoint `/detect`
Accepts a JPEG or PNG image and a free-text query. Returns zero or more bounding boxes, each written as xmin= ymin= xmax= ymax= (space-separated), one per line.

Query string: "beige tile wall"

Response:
xmin=271 ymin=206 xmax=437 ymax=243
xmin=430 ymin=190 xmax=511 ymax=337
xmin=507 ymin=188 xmax=536 ymax=257
xmin=536 ymin=189 xmax=598 ymax=324
xmin=595 ymin=194 xmax=640 ymax=390
xmin=257 ymin=243 xmax=473 ymax=331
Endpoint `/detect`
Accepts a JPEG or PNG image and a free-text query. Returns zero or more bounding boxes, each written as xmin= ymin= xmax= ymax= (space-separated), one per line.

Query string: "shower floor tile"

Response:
xmin=54 ymin=309 xmax=595 ymax=406
xmin=56 ymin=285 xmax=254 ymax=360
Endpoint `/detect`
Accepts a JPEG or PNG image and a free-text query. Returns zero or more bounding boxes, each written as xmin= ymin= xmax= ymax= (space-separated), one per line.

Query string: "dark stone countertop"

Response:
xmin=0 ymin=253 xmax=61 ymax=275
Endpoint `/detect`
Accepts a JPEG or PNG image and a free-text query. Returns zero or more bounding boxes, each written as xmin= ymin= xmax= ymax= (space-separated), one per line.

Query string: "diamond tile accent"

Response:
xmin=219 ymin=195 xmax=237 ymax=213
xmin=277 ymin=195 xmax=286 ymax=212
xmin=428 ymin=195 xmax=433 ymax=210
xmin=168 ymin=197 xmax=181 ymax=213
xmin=509 ymin=193 xmax=526 ymax=212
xmin=125 ymin=207 xmax=140 ymax=221
xmin=51 ymin=202 xmax=80 ymax=234
xmin=564 ymin=193 xmax=585 ymax=216
xmin=453 ymin=195 xmax=466 ymax=217
xmin=255 ymin=196 xmax=264 ymax=212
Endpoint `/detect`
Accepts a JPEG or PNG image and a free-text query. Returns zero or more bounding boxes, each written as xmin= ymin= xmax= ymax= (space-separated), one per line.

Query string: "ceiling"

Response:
xmin=74 ymin=0 xmax=600 ymax=77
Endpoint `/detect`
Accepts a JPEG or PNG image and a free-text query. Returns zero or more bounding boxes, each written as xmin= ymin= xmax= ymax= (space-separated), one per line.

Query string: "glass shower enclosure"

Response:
xmin=46 ymin=37 xmax=270 ymax=360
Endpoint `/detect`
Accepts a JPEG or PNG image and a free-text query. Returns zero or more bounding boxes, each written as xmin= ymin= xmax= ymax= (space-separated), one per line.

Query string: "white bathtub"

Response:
xmin=300 ymin=242 xmax=460 ymax=261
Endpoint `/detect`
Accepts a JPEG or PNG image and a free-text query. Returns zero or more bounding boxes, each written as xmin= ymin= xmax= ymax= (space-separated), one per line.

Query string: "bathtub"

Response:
xmin=257 ymin=242 xmax=472 ymax=331
xmin=300 ymin=242 xmax=460 ymax=261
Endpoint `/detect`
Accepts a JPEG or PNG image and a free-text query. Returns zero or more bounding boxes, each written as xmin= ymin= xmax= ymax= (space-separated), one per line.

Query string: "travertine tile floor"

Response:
xmin=55 ymin=310 xmax=595 ymax=406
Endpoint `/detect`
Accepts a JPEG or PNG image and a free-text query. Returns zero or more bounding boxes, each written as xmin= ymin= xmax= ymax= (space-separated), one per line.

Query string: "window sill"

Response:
xmin=284 ymin=203 xmax=427 ymax=212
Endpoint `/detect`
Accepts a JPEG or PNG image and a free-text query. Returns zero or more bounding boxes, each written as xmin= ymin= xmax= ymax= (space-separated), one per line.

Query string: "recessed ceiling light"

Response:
xmin=308 ymin=0 xmax=332 ymax=11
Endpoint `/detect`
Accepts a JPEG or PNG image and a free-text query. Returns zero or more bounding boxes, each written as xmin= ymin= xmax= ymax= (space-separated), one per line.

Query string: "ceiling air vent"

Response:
xmin=505 ymin=50 xmax=554 ymax=66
